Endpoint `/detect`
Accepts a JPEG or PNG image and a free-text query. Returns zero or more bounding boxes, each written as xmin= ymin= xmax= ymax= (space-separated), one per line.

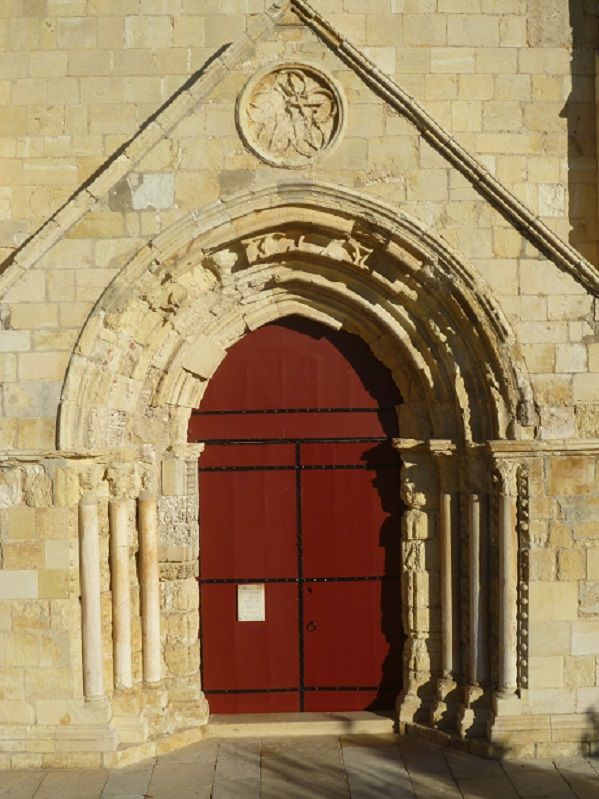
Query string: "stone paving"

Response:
xmin=1 ymin=735 xmax=599 ymax=798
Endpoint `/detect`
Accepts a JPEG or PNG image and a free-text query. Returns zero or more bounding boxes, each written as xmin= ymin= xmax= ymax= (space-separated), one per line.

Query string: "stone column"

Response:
xmin=497 ymin=464 xmax=519 ymax=696
xmin=78 ymin=492 xmax=104 ymax=701
xmin=431 ymin=450 xmax=460 ymax=727
xmin=394 ymin=447 xmax=440 ymax=725
xmin=458 ymin=470 xmax=491 ymax=738
xmin=138 ymin=492 xmax=161 ymax=685
xmin=107 ymin=467 xmax=134 ymax=691
xmin=469 ymin=492 xmax=486 ymax=685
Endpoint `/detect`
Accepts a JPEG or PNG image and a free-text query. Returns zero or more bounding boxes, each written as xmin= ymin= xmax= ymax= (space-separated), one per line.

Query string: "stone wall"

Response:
xmin=0 ymin=0 xmax=598 ymax=765
xmin=0 ymin=0 xmax=596 ymax=265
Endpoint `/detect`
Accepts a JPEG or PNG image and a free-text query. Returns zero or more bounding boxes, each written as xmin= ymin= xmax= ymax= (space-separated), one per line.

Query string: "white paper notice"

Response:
xmin=237 ymin=583 xmax=266 ymax=622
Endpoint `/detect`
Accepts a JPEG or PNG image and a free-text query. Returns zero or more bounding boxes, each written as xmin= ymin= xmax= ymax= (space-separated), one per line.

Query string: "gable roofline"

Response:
xmin=0 ymin=0 xmax=288 ymax=297
xmin=1 ymin=0 xmax=597 ymax=298
xmin=290 ymin=0 xmax=599 ymax=295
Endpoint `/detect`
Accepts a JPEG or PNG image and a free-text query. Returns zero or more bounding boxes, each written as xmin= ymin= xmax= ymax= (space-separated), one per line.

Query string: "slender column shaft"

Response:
xmin=468 ymin=493 xmax=480 ymax=684
xmin=440 ymin=491 xmax=454 ymax=677
xmin=138 ymin=493 xmax=161 ymax=685
xmin=109 ymin=498 xmax=133 ymax=690
xmin=79 ymin=494 xmax=104 ymax=700
xmin=468 ymin=493 xmax=489 ymax=685
xmin=499 ymin=491 xmax=519 ymax=693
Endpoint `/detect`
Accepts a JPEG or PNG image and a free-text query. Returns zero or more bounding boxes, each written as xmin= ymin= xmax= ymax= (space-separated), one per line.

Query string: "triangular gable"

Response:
xmin=1 ymin=0 xmax=597 ymax=297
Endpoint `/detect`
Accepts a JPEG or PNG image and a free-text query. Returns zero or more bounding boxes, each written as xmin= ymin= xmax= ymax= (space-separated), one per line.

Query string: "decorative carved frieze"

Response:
xmin=241 ymin=229 xmax=373 ymax=269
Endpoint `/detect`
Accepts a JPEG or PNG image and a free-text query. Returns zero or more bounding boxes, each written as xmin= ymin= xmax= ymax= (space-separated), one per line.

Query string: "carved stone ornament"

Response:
xmin=238 ymin=63 xmax=346 ymax=167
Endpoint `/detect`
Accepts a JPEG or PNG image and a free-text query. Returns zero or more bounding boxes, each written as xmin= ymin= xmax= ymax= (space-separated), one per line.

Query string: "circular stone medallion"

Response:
xmin=238 ymin=63 xmax=346 ymax=168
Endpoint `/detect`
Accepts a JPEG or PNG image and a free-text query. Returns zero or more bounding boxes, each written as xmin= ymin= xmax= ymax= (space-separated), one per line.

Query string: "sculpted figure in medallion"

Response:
xmin=239 ymin=64 xmax=345 ymax=167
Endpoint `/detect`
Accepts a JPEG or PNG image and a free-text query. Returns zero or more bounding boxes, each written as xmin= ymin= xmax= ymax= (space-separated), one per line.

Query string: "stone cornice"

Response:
xmin=393 ymin=439 xmax=599 ymax=458
xmin=486 ymin=439 xmax=599 ymax=457
xmin=393 ymin=438 xmax=456 ymax=455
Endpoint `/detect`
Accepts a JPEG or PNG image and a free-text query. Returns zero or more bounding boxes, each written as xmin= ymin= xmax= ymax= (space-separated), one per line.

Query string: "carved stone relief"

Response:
xmin=238 ymin=63 xmax=345 ymax=167
xmin=241 ymin=229 xmax=373 ymax=269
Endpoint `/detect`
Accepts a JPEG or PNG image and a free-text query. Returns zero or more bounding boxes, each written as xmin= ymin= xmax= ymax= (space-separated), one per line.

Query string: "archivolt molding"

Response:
xmin=58 ymin=182 xmax=535 ymax=455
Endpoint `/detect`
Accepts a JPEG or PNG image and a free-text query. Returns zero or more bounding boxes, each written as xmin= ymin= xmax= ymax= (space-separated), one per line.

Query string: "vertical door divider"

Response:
xmin=295 ymin=441 xmax=305 ymax=711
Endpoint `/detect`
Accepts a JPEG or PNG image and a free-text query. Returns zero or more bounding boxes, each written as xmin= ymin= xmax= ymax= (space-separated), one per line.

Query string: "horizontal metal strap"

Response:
xmin=197 ymin=436 xmax=390 ymax=445
xmin=199 ymin=463 xmax=400 ymax=472
xmin=193 ymin=407 xmax=395 ymax=416
xmin=199 ymin=575 xmax=400 ymax=584
xmin=204 ymin=685 xmax=388 ymax=695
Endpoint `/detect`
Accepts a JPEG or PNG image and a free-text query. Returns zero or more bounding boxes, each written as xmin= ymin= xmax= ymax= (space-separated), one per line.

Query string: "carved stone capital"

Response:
xmin=105 ymin=463 xmax=139 ymax=500
xmin=492 ymin=457 xmax=520 ymax=497
xmin=78 ymin=464 xmax=104 ymax=500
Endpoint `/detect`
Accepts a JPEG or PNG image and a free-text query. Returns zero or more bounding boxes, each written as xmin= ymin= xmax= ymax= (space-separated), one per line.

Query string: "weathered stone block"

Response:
xmin=4 ymin=506 xmax=35 ymax=540
xmin=528 ymin=688 xmax=576 ymax=714
xmin=529 ymin=581 xmax=579 ymax=621
xmin=0 ymin=701 xmax=35 ymax=725
xmin=556 ymin=549 xmax=586 ymax=581
xmin=548 ymin=458 xmax=594 ymax=497
xmin=0 ymin=572 xmax=38 ymax=600
xmin=564 ymin=656 xmax=596 ymax=688
xmin=572 ymin=620 xmax=599 ymax=655
xmin=37 ymin=569 xmax=70 ymax=599
xmin=529 ymin=620 xmax=572 ymax=657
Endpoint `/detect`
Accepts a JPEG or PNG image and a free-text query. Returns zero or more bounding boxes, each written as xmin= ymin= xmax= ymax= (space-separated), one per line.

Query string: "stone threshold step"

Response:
xmin=205 ymin=710 xmax=398 ymax=739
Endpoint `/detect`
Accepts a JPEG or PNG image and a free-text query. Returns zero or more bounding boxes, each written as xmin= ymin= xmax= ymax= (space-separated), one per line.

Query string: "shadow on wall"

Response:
xmin=564 ymin=1 xmax=599 ymax=263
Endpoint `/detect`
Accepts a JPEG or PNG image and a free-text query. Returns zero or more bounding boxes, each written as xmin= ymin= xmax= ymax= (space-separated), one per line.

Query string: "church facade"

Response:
xmin=0 ymin=0 xmax=598 ymax=767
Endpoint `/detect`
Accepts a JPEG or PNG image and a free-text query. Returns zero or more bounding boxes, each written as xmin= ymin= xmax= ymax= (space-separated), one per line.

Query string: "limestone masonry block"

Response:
xmin=0 ymin=572 xmax=38 ymax=600
xmin=572 ymin=620 xmax=599 ymax=656
xmin=529 ymin=581 xmax=579 ymax=621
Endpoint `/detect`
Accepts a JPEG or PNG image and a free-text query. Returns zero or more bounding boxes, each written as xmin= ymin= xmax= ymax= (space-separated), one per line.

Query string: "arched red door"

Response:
xmin=188 ymin=317 xmax=403 ymax=713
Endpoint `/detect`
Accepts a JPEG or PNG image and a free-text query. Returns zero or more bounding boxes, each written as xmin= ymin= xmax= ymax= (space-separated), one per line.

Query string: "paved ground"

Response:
xmin=1 ymin=735 xmax=599 ymax=798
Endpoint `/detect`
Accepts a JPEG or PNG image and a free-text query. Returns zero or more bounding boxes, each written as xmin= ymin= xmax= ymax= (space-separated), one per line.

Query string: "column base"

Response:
xmin=430 ymin=676 xmax=461 ymax=729
xmin=492 ymin=689 xmax=527 ymax=717
xmin=457 ymin=684 xmax=492 ymax=739
xmin=397 ymin=690 xmax=424 ymax=725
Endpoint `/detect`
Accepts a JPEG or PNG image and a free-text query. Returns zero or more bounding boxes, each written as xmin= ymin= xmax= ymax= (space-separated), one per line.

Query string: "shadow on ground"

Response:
xmin=4 ymin=729 xmax=598 ymax=799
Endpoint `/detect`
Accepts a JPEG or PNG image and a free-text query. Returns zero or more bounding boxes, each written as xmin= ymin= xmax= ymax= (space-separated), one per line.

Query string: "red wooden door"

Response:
xmin=188 ymin=317 xmax=403 ymax=713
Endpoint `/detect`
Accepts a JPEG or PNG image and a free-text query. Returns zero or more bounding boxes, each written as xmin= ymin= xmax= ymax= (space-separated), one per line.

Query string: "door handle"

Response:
xmin=306 ymin=621 xmax=317 ymax=632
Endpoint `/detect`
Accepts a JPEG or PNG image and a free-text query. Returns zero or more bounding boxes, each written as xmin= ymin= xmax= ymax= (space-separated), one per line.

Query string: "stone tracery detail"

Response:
xmin=239 ymin=64 xmax=344 ymax=167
